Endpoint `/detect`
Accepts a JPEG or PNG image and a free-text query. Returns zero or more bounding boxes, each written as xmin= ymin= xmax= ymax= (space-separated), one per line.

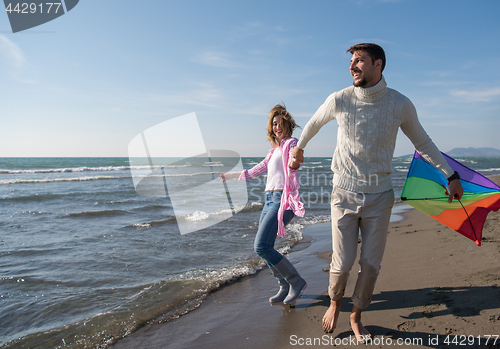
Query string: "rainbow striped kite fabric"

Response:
xmin=401 ymin=151 xmax=500 ymax=246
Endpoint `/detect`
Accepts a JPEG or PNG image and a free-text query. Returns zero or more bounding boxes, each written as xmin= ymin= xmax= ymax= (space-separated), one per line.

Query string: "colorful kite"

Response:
xmin=401 ymin=151 xmax=500 ymax=246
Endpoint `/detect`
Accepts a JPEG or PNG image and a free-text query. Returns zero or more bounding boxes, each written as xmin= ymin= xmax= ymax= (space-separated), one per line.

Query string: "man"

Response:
xmin=292 ymin=43 xmax=463 ymax=342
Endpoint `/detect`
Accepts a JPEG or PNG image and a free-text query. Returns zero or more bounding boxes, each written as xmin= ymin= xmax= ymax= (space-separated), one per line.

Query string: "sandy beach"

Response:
xmin=113 ymin=176 xmax=500 ymax=349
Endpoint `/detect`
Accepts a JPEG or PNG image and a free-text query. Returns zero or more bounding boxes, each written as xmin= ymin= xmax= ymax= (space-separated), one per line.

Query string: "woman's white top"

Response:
xmin=265 ymin=146 xmax=285 ymax=191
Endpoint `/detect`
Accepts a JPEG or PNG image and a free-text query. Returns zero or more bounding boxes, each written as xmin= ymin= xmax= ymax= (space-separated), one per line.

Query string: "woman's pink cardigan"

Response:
xmin=239 ymin=137 xmax=305 ymax=238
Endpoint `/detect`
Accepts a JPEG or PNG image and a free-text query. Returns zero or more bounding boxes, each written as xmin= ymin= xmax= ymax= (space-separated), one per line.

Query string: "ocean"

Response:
xmin=1 ymin=156 xmax=500 ymax=348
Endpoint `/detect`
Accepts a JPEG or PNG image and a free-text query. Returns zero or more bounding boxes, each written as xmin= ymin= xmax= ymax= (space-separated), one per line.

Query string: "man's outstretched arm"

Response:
xmin=294 ymin=94 xmax=337 ymax=163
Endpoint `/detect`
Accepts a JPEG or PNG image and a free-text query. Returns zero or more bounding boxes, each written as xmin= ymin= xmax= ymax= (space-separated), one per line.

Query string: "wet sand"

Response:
xmin=113 ymin=176 xmax=500 ymax=348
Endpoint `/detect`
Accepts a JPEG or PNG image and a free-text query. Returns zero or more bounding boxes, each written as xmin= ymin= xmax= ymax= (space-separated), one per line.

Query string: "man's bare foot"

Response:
xmin=350 ymin=311 xmax=371 ymax=344
xmin=322 ymin=300 xmax=341 ymax=333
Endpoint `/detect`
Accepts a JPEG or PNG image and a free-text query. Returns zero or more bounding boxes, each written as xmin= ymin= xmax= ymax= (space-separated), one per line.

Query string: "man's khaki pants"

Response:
xmin=329 ymin=186 xmax=394 ymax=309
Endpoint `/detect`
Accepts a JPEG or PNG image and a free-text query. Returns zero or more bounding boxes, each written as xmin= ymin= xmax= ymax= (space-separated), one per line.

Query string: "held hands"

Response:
xmin=291 ymin=147 xmax=304 ymax=164
xmin=448 ymin=179 xmax=464 ymax=203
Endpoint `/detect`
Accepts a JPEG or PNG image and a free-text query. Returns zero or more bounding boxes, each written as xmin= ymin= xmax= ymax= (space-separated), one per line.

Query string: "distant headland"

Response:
xmin=447 ymin=147 xmax=500 ymax=157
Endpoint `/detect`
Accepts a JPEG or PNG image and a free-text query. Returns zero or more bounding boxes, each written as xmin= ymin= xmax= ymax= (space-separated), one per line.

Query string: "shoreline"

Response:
xmin=113 ymin=176 xmax=500 ymax=349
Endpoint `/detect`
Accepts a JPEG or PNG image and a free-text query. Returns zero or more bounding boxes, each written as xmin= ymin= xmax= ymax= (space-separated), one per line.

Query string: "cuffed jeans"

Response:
xmin=254 ymin=191 xmax=295 ymax=267
xmin=329 ymin=186 xmax=394 ymax=309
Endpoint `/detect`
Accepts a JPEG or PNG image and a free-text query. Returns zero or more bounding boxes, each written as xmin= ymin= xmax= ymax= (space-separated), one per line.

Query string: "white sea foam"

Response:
xmin=457 ymin=159 xmax=478 ymax=164
xmin=179 ymin=202 xmax=264 ymax=222
xmin=283 ymin=222 xmax=304 ymax=241
xmin=297 ymin=214 xmax=331 ymax=225
xmin=132 ymin=223 xmax=152 ymax=228
xmin=0 ymin=166 xmax=131 ymax=174
xmin=188 ymin=264 xmax=263 ymax=291
xmin=0 ymin=164 xmax=214 ymax=175
xmin=135 ymin=171 xmax=220 ymax=178
xmin=393 ymin=158 xmax=412 ymax=163
xmin=203 ymin=162 xmax=224 ymax=167
xmin=484 ymin=168 xmax=500 ymax=173
xmin=185 ymin=211 xmax=210 ymax=221
xmin=163 ymin=164 xmax=192 ymax=168
xmin=249 ymin=201 xmax=263 ymax=208
xmin=0 ymin=170 xmax=225 ymax=185
xmin=0 ymin=175 xmax=126 ymax=185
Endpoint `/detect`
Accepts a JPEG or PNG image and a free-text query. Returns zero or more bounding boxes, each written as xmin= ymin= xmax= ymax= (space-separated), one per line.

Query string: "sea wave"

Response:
xmin=182 ymin=202 xmax=264 ymax=221
xmin=131 ymin=223 xmax=152 ymax=228
xmin=127 ymin=202 xmax=264 ymax=229
xmin=0 ymin=207 xmax=321 ymax=349
xmin=0 ymin=164 xmax=214 ymax=175
xmin=484 ymin=167 xmax=500 ymax=173
xmin=125 ymin=217 xmax=177 ymax=228
xmin=296 ymin=214 xmax=331 ymax=225
xmin=185 ymin=211 xmax=210 ymax=221
xmin=0 ymin=176 xmax=126 ymax=185
xmin=67 ymin=209 xmax=131 ymax=218
xmin=131 ymin=204 xmax=170 ymax=212
xmin=130 ymin=202 xmax=330 ymax=234
xmin=202 ymin=162 xmax=224 ymax=167
xmin=456 ymin=158 xmax=478 ymax=164
xmin=0 ymin=166 xmax=131 ymax=174
xmin=0 ymin=258 xmax=269 ymax=349
xmin=0 ymin=171 xmax=226 ymax=185
xmin=1 ymin=194 xmax=136 ymax=204
xmin=1 ymin=193 xmax=62 ymax=202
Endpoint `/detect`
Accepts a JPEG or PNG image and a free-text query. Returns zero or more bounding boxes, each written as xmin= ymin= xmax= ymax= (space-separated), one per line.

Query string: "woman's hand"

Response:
xmin=219 ymin=172 xmax=241 ymax=183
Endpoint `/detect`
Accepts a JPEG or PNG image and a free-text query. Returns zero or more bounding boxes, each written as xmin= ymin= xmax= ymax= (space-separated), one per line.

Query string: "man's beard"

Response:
xmin=353 ymin=77 xmax=367 ymax=87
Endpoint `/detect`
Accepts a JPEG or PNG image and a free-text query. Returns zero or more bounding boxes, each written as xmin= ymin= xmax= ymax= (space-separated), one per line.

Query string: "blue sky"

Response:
xmin=1 ymin=0 xmax=499 ymax=157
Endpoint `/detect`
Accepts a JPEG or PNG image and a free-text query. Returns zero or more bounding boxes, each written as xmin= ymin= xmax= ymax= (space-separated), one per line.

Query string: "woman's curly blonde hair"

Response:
xmin=266 ymin=102 xmax=299 ymax=147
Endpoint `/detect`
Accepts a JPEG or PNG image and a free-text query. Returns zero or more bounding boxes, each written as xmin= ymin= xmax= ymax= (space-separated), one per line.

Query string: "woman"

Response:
xmin=220 ymin=103 xmax=306 ymax=304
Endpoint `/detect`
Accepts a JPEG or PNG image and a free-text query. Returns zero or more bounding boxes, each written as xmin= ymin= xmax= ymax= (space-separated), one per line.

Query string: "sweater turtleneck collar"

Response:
xmin=354 ymin=75 xmax=387 ymax=102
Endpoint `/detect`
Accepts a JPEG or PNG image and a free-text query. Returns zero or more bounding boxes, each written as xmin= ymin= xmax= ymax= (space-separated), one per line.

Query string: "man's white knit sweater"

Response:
xmin=297 ymin=76 xmax=454 ymax=193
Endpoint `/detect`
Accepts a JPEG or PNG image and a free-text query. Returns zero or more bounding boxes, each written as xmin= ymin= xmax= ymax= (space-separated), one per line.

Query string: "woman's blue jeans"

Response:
xmin=254 ymin=191 xmax=295 ymax=267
